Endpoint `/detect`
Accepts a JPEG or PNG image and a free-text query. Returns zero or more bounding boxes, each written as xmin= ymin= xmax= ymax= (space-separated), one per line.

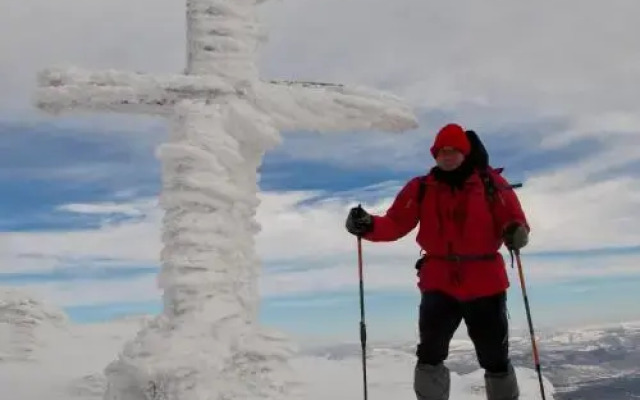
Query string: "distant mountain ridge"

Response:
xmin=301 ymin=321 xmax=640 ymax=400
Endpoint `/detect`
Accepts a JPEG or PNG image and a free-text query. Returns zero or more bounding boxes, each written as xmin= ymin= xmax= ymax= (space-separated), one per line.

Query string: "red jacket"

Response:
xmin=363 ymin=168 xmax=529 ymax=300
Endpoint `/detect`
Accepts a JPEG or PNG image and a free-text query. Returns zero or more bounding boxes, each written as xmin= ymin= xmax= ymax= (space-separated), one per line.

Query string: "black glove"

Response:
xmin=345 ymin=205 xmax=374 ymax=236
xmin=503 ymin=222 xmax=529 ymax=251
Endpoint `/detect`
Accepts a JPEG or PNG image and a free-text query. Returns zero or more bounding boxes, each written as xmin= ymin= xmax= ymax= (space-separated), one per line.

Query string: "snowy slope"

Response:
xmin=304 ymin=321 xmax=640 ymax=399
xmin=294 ymin=348 xmax=554 ymax=400
xmin=0 ymin=288 xmax=557 ymax=400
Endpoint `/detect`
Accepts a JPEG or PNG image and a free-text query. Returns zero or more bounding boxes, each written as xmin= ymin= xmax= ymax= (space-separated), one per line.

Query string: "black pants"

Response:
xmin=416 ymin=290 xmax=510 ymax=374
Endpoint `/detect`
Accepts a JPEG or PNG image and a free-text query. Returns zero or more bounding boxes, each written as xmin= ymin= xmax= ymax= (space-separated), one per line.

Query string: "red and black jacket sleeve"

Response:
xmin=362 ymin=177 xmax=422 ymax=242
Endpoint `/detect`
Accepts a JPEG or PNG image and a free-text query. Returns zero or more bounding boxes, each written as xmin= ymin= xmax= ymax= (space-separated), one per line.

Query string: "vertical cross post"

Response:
xmin=35 ymin=1 xmax=418 ymax=399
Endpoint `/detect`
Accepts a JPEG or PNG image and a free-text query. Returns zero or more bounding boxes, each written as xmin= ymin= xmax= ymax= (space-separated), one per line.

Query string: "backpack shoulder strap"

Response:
xmin=417 ymin=174 xmax=428 ymax=204
xmin=414 ymin=174 xmax=430 ymax=222
xmin=478 ymin=168 xmax=497 ymax=203
xmin=478 ymin=167 xmax=523 ymax=204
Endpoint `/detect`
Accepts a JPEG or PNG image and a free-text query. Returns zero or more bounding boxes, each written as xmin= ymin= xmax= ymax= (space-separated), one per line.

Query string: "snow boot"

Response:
xmin=414 ymin=362 xmax=450 ymax=400
xmin=484 ymin=364 xmax=519 ymax=400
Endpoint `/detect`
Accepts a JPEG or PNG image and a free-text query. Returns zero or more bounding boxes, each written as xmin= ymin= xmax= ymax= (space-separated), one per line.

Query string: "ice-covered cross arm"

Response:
xmin=36 ymin=68 xmax=416 ymax=132
xmin=257 ymin=80 xmax=416 ymax=132
xmin=35 ymin=68 xmax=237 ymax=116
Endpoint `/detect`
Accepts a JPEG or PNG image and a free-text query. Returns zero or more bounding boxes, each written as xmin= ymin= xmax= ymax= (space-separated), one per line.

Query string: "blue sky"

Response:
xmin=2 ymin=0 xmax=640 ymax=345
xmin=2 ymin=114 xmax=640 ymax=343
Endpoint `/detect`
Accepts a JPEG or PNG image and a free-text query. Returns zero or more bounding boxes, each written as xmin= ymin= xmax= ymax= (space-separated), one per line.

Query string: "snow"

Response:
xmin=0 ymin=288 xmax=69 ymax=362
xmin=0 ymin=288 xmax=557 ymax=400
xmin=35 ymin=67 xmax=236 ymax=116
xmin=101 ymin=97 xmax=301 ymax=400
xmin=298 ymin=352 xmax=554 ymax=400
xmin=255 ymin=81 xmax=417 ymax=132
xmin=36 ymin=69 xmax=416 ymax=132
xmin=186 ymin=0 xmax=263 ymax=80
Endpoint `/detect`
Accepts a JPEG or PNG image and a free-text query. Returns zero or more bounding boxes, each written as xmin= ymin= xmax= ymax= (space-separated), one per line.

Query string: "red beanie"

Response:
xmin=430 ymin=123 xmax=471 ymax=158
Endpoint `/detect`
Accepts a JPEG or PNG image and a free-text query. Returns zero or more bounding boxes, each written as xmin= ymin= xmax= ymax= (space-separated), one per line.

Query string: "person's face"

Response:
xmin=436 ymin=147 xmax=465 ymax=171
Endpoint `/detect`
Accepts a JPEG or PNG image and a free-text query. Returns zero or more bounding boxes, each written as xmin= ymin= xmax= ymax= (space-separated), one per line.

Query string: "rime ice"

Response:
xmin=34 ymin=0 xmax=417 ymax=399
xmin=0 ymin=288 xmax=68 ymax=362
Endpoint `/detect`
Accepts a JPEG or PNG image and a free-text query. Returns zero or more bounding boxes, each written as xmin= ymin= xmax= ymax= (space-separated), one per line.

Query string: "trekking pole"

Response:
xmin=356 ymin=233 xmax=369 ymax=400
xmin=514 ymin=249 xmax=547 ymax=400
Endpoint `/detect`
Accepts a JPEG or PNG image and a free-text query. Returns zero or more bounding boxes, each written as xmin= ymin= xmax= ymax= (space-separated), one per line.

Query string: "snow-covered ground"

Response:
xmin=304 ymin=321 xmax=640 ymax=400
xmin=0 ymin=288 xmax=560 ymax=400
xmin=4 ymin=289 xmax=640 ymax=399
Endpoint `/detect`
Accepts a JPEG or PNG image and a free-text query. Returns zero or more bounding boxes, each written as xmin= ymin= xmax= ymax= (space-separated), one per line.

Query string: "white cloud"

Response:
xmin=521 ymin=172 xmax=640 ymax=251
xmin=259 ymin=0 xmax=640 ymax=110
xmin=5 ymin=0 xmax=639 ymax=123
xmin=3 ymin=274 xmax=161 ymax=308
xmin=0 ymin=200 xmax=162 ymax=273
xmin=258 ymin=0 xmax=640 ymax=171
xmin=261 ymin=253 xmax=640 ymax=304
xmin=2 ymin=162 xmax=639 ymax=309
xmin=1 ymin=0 xmax=640 ymax=310
xmin=5 ymin=237 xmax=639 ymax=310
xmin=56 ymin=201 xmax=149 ymax=216
xmin=0 ymin=0 xmax=184 ymax=114
xmin=3 ymin=0 xmax=639 ymax=185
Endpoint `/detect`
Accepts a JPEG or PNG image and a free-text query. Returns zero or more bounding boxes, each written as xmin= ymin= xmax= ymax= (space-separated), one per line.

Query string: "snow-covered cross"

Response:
xmin=35 ymin=0 xmax=417 ymax=399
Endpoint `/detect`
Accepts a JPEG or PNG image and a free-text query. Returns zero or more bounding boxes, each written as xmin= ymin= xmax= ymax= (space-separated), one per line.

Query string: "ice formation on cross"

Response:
xmin=34 ymin=0 xmax=417 ymax=399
